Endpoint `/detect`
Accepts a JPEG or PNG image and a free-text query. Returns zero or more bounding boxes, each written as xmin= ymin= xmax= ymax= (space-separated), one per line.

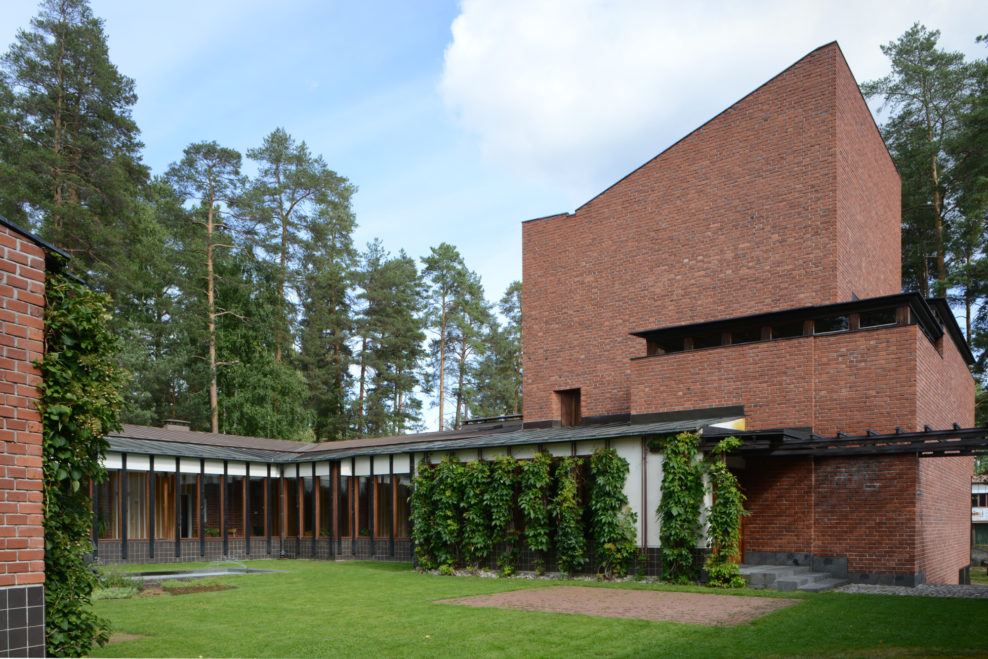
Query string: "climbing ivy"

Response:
xmin=40 ymin=274 xmax=124 ymax=656
xmin=409 ymin=461 xmax=438 ymax=569
xmin=588 ymin=448 xmax=638 ymax=578
xmin=408 ymin=450 xmax=634 ymax=578
xmin=518 ymin=452 xmax=552 ymax=573
xmin=432 ymin=457 xmax=463 ymax=569
xmin=551 ymin=456 xmax=587 ymax=575
xmin=704 ymin=437 xmax=748 ymax=588
xmin=460 ymin=459 xmax=492 ymax=569
xmin=484 ymin=456 xmax=518 ymax=575
xmin=656 ymin=432 xmax=706 ymax=583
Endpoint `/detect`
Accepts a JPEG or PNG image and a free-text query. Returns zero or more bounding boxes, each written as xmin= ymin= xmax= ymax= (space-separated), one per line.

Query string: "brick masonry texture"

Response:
xmin=522 ymin=43 xmax=900 ymax=424
xmin=0 ymin=225 xmax=45 ymax=589
xmin=520 ymin=42 xmax=974 ymax=584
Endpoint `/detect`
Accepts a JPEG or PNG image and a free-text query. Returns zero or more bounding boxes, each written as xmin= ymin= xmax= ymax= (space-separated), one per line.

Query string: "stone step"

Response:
xmin=739 ymin=564 xmax=847 ymax=592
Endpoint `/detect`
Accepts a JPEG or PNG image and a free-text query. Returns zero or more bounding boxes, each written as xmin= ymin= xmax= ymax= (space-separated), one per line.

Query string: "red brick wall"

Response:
xmin=915 ymin=327 xmax=975 ymax=584
xmin=522 ymin=43 xmax=899 ymax=424
xmin=0 ymin=225 xmax=46 ymax=587
xmin=630 ymin=325 xmax=921 ymax=434
xmin=835 ymin=51 xmax=901 ymax=301
xmin=740 ymin=455 xmax=920 ymax=577
xmin=811 ymin=455 xmax=919 ymax=576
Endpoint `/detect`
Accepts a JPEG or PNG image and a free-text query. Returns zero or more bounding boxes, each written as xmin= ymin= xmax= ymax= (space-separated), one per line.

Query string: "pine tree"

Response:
xmin=0 ymin=0 xmax=147 ymax=293
xmin=247 ymin=128 xmax=355 ymax=364
xmin=421 ymin=243 xmax=469 ymax=429
xmin=472 ymin=281 xmax=522 ymax=418
xmin=297 ymin=203 xmax=357 ymax=441
xmin=166 ymin=142 xmax=245 ymax=433
xmin=863 ymin=23 xmax=974 ymax=297
xmin=353 ymin=242 xmax=425 ymax=436
xmin=449 ymin=269 xmax=490 ymax=428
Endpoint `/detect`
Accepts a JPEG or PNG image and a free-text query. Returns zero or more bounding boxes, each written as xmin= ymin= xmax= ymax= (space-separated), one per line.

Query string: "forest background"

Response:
xmin=0 ymin=0 xmax=986 ymax=443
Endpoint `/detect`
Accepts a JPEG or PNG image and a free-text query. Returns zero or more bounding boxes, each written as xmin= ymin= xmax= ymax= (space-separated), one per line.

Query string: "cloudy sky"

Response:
xmin=2 ymin=0 xmax=985 ymax=304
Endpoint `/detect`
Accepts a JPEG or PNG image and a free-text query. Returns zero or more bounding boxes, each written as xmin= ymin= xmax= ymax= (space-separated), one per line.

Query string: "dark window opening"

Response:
xmin=814 ymin=316 xmax=849 ymax=334
xmin=691 ymin=332 xmax=722 ymax=349
xmin=860 ymin=308 xmax=897 ymax=328
xmin=730 ymin=327 xmax=762 ymax=345
xmin=647 ymin=338 xmax=683 ymax=355
xmin=557 ymin=389 xmax=581 ymax=426
xmin=771 ymin=321 xmax=804 ymax=339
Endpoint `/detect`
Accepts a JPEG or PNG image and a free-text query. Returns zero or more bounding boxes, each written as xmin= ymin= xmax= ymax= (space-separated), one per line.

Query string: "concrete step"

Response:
xmin=797 ymin=577 xmax=851 ymax=593
xmin=739 ymin=564 xmax=847 ymax=592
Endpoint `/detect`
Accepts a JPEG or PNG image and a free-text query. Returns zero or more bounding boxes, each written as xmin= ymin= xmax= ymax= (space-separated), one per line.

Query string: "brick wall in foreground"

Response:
xmin=0 ymin=222 xmax=46 ymax=657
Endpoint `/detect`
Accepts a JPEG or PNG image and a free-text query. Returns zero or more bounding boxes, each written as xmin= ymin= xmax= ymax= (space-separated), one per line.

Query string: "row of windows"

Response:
xmin=94 ymin=471 xmax=412 ymax=542
xmin=646 ymin=307 xmax=902 ymax=356
xmin=972 ymin=493 xmax=988 ymax=508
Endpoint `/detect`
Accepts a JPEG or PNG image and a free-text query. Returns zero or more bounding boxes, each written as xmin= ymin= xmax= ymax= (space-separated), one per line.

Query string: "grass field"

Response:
xmin=92 ymin=560 xmax=988 ymax=658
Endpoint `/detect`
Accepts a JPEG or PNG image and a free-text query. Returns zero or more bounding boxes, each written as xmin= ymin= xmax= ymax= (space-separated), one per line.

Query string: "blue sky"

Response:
xmin=2 ymin=0 xmax=985 ymax=306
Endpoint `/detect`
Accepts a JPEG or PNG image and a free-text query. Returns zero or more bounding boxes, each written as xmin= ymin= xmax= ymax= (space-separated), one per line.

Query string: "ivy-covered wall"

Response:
xmin=410 ymin=448 xmax=638 ymax=578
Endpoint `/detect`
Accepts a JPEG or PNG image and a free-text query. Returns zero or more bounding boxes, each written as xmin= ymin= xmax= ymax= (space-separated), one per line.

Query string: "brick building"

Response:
xmin=522 ymin=41 xmax=974 ymax=585
xmin=75 ymin=42 xmax=978 ymax=589
xmin=0 ymin=218 xmax=60 ymax=657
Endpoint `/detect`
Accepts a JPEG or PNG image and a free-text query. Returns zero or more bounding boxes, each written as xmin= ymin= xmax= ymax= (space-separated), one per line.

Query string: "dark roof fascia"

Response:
xmin=706 ymin=425 xmax=988 ymax=458
xmin=296 ymin=415 xmax=742 ymax=462
xmin=926 ymin=297 xmax=975 ymax=365
xmin=0 ymin=215 xmax=70 ymax=262
xmin=630 ymin=292 xmax=943 ymax=345
xmin=106 ymin=436 xmax=288 ymax=462
xmin=105 ymin=415 xmax=743 ymax=464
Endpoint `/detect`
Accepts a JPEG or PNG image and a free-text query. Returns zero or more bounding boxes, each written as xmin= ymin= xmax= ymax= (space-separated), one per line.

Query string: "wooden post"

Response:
xmin=370 ymin=458 xmax=376 ymax=557
xmin=175 ymin=457 xmax=181 ymax=558
xmin=121 ymin=453 xmax=128 ymax=560
xmin=199 ymin=459 xmax=205 ymax=557
xmin=295 ymin=462 xmax=305 ymax=558
xmin=244 ymin=469 xmax=251 ymax=555
xmin=265 ymin=464 xmax=272 ymax=556
xmin=333 ymin=462 xmax=341 ymax=556
xmin=149 ymin=455 xmax=156 ymax=559
xmin=222 ymin=461 xmax=229 ymax=556
xmin=389 ymin=454 xmax=395 ymax=557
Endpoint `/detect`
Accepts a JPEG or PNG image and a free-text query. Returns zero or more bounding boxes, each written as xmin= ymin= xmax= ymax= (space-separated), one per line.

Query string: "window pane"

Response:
xmin=97 ymin=471 xmax=120 ymax=539
xmin=376 ymin=475 xmax=392 ymax=538
xmin=395 ymin=475 xmax=412 ymax=538
xmin=771 ymin=321 xmax=804 ymax=339
xmin=692 ymin=332 xmax=722 ymax=349
xmin=357 ymin=477 xmax=371 ymax=537
xmin=248 ymin=477 xmax=265 ymax=537
xmin=814 ymin=316 xmax=849 ymax=334
xmin=285 ymin=478 xmax=300 ymax=538
xmin=731 ymin=327 xmax=762 ymax=344
xmin=203 ymin=475 xmax=221 ymax=538
xmin=227 ymin=475 xmax=245 ymax=537
xmin=302 ymin=477 xmax=314 ymax=536
xmin=338 ymin=475 xmax=351 ymax=538
xmin=860 ymin=308 xmax=897 ymax=328
xmin=318 ymin=476 xmax=332 ymax=538
xmin=126 ymin=472 xmax=147 ymax=540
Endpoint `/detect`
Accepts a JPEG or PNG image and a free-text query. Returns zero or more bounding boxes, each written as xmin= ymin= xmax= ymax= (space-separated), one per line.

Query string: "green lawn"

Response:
xmin=92 ymin=560 xmax=988 ymax=658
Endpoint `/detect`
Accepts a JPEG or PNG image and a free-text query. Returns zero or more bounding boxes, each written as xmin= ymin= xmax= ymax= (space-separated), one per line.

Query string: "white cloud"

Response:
xmin=440 ymin=0 xmax=987 ymax=201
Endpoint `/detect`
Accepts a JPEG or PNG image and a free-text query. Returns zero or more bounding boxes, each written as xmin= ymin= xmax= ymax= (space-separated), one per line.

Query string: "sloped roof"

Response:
xmin=106 ymin=413 xmax=741 ymax=464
